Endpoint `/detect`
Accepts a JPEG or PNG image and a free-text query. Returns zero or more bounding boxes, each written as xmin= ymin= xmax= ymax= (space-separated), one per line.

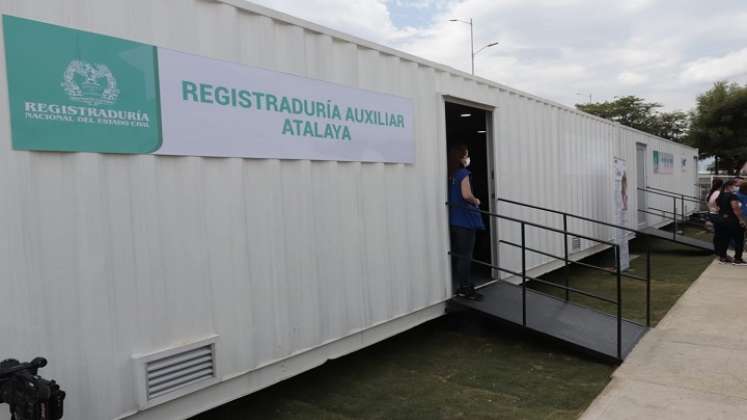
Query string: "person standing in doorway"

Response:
xmin=448 ymin=144 xmax=485 ymax=300
xmin=715 ymin=179 xmax=747 ymax=265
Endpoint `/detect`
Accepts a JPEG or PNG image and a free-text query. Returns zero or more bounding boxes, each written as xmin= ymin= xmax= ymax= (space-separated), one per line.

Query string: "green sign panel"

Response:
xmin=2 ymin=15 xmax=161 ymax=153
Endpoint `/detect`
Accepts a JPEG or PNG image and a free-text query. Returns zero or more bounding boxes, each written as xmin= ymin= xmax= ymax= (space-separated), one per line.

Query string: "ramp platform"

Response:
xmin=640 ymin=226 xmax=713 ymax=251
xmin=452 ymin=282 xmax=647 ymax=360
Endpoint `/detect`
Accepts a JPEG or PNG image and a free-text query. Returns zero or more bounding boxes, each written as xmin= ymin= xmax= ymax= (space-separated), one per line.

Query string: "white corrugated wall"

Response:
xmin=620 ymin=127 xmax=700 ymax=228
xmin=0 ymin=1 xmax=699 ymax=419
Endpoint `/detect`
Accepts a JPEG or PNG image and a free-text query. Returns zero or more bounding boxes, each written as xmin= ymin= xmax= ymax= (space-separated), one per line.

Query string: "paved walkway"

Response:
xmin=581 ymin=260 xmax=747 ymax=420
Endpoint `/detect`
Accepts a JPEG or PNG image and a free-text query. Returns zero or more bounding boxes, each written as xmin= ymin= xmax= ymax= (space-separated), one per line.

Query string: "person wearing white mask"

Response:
xmin=715 ymin=179 xmax=747 ymax=265
xmin=448 ymin=144 xmax=485 ymax=300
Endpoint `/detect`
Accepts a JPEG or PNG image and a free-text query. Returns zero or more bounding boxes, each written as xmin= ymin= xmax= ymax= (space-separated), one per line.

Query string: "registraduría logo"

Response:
xmin=5 ymin=14 xmax=162 ymax=153
xmin=61 ymin=60 xmax=120 ymax=106
xmin=22 ymin=58 xmax=150 ymax=129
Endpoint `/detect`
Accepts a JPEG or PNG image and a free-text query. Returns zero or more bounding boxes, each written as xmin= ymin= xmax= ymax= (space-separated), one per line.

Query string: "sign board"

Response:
xmin=3 ymin=15 xmax=161 ymax=154
xmin=653 ymin=150 xmax=673 ymax=174
xmin=2 ymin=15 xmax=415 ymax=164
xmin=613 ymin=157 xmax=630 ymax=271
xmin=156 ymin=49 xmax=414 ymax=162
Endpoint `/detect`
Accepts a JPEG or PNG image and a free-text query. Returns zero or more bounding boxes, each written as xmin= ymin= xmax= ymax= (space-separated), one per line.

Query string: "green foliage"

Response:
xmin=688 ymin=81 xmax=747 ymax=174
xmin=576 ymin=96 xmax=689 ymax=142
xmin=653 ymin=111 xmax=690 ymax=143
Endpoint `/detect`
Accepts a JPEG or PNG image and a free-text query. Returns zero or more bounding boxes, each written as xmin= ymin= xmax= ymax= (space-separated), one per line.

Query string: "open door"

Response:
xmin=444 ymin=99 xmax=497 ymax=284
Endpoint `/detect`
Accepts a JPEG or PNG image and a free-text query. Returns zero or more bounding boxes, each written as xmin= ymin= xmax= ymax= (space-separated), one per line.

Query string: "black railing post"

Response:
xmin=672 ymin=195 xmax=678 ymax=240
xmin=521 ymin=222 xmax=527 ymax=327
xmin=616 ymin=244 xmax=622 ymax=360
xmin=681 ymin=195 xmax=686 ymax=226
xmin=646 ymin=243 xmax=652 ymax=328
xmin=563 ymin=214 xmax=570 ymax=301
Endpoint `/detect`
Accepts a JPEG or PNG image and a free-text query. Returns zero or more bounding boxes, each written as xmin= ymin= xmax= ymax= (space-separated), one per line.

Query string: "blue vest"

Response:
xmin=449 ymin=168 xmax=486 ymax=230
xmin=736 ymin=192 xmax=747 ymax=217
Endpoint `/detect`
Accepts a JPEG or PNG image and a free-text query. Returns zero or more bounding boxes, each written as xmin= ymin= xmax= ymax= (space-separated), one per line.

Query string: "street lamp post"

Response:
xmin=576 ymin=92 xmax=592 ymax=104
xmin=449 ymin=18 xmax=498 ymax=75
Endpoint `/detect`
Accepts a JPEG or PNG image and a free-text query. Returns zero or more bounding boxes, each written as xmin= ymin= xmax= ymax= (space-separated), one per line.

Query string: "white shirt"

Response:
xmin=707 ymin=190 xmax=720 ymax=213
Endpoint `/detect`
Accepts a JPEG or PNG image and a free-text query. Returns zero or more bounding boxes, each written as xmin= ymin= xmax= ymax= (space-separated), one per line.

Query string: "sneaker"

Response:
xmin=455 ymin=288 xmax=467 ymax=297
xmin=733 ymin=259 xmax=747 ymax=266
xmin=719 ymin=256 xmax=734 ymax=264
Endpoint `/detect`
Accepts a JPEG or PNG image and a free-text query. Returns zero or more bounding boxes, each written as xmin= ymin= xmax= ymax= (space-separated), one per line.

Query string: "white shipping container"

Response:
xmin=0 ymin=1 xmax=699 ymax=419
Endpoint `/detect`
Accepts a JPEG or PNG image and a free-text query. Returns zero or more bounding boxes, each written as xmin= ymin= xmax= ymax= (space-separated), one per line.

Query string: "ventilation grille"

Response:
xmin=571 ymin=236 xmax=582 ymax=251
xmin=146 ymin=344 xmax=215 ymax=400
xmin=134 ymin=335 xmax=218 ymax=409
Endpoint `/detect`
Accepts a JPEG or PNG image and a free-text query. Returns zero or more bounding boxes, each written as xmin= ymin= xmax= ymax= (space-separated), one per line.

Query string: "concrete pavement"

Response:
xmin=580 ymin=260 xmax=747 ymax=420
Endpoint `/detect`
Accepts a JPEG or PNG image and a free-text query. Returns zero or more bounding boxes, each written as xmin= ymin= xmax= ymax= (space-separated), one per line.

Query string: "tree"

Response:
xmin=688 ymin=82 xmax=747 ymax=174
xmin=576 ymin=96 xmax=689 ymax=142
xmin=651 ymin=110 xmax=689 ymax=143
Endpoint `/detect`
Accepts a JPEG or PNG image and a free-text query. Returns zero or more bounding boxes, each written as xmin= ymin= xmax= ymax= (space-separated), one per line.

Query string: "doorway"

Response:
xmin=444 ymin=100 xmax=495 ymax=283
xmin=636 ymin=143 xmax=647 ymax=227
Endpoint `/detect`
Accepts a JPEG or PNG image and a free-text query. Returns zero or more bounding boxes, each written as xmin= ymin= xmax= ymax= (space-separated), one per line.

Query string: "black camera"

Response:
xmin=0 ymin=358 xmax=65 ymax=420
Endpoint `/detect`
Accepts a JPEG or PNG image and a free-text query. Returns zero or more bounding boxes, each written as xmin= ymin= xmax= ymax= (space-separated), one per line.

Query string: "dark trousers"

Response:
xmin=729 ymin=225 xmax=745 ymax=260
xmin=710 ymin=213 xmax=721 ymax=252
xmin=450 ymin=226 xmax=476 ymax=292
xmin=715 ymin=222 xmax=745 ymax=260
xmin=713 ymin=219 xmax=728 ymax=258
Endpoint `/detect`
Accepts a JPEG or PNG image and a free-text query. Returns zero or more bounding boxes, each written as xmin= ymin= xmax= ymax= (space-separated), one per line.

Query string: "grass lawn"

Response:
xmin=531 ymin=225 xmax=714 ymax=326
xmin=194 ymin=226 xmax=714 ymax=420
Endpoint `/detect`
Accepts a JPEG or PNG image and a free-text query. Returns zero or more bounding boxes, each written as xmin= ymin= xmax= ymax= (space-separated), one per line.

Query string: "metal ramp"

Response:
xmin=447 ymin=194 xmax=717 ymax=361
xmin=448 ymin=199 xmax=657 ymax=362
xmin=452 ymin=282 xmax=647 ymax=360
xmin=640 ymin=226 xmax=713 ymax=251
xmin=637 ymin=186 xmax=713 ymax=251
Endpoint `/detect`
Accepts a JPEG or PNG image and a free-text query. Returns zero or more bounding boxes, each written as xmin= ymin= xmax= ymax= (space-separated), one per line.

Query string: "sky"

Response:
xmin=248 ymin=0 xmax=747 ymax=112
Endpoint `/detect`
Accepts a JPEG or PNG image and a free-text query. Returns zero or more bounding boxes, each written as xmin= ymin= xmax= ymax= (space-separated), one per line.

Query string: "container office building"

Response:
xmin=0 ymin=1 xmax=699 ymax=419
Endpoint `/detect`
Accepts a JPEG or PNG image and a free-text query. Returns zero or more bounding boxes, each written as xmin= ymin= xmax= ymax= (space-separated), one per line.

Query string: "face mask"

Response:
xmin=462 ymin=157 xmax=471 ymax=167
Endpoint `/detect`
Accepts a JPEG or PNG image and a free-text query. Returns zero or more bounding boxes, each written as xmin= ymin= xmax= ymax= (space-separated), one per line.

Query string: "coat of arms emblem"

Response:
xmin=61 ymin=60 xmax=120 ymax=106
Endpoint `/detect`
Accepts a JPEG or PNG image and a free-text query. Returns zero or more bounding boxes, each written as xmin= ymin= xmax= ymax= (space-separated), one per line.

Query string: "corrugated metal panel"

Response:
xmin=0 ymin=1 xmax=699 ymax=419
xmin=494 ymin=99 xmax=630 ymax=276
xmin=619 ymin=127 xmax=700 ymax=227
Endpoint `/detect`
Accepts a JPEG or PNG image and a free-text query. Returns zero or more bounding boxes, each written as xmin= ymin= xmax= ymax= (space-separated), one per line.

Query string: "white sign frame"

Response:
xmin=157 ymin=48 xmax=415 ymax=164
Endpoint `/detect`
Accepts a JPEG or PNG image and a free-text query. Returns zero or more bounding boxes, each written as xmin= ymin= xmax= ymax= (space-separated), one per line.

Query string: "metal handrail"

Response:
xmin=499 ymin=239 xmax=648 ymax=282
xmin=495 ymin=196 xmax=653 ymax=326
xmin=647 ymin=207 xmax=702 ymax=223
xmin=636 ymin=187 xmax=702 ymax=240
xmin=641 ymin=207 xmax=687 ymax=222
xmin=449 ymin=202 xmax=618 ymax=246
xmin=449 ymin=253 xmax=618 ymax=304
xmin=497 ymin=197 xmax=643 ymax=235
xmin=646 ymin=185 xmax=700 ymax=201
xmin=639 ymin=186 xmax=701 ymax=204
xmin=447 ymin=201 xmax=628 ymax=359
xmin=638 ymin=208 xmax=676 ymax=220
xmin=648 ymin=207 xmax=680 ymax=217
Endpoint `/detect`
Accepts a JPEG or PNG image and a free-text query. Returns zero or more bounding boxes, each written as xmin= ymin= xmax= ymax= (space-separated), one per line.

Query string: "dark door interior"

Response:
xmin=445 ymin=101 xmax=493 ymax=281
